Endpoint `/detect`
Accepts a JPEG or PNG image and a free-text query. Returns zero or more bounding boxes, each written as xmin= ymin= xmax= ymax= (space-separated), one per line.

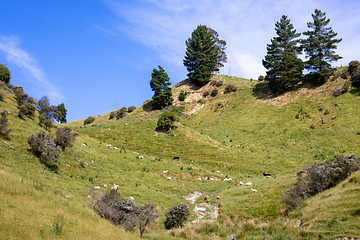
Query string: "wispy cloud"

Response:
xmin=0 ymin=35 xmax=64 ymax=102
xmin=104 ymin=0 xmax=360 ymax=79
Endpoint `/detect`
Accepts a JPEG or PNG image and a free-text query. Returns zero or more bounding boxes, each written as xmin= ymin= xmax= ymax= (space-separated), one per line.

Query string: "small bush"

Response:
xmin=258 ymin=75 xmax=265 ymax=81
xmin=0 ymin=64 xmax=11 ymax=84
xmin=164 ymin=202 xmax=190 ymax=229
xmin=224 ymin=84 xmax=238 ymax=94
xmin=0 ymin=117 xmax=11 ymax=137
xmin=210 ymin=89 xmax=218 ymax=97
xmin=0 ymin=89 xmax=5 ymax=101
xmin=109 ymin=111 xmax=117 ymax=120
xmin=348 ymin=60 xmax=360 ymax=76
xmin=84 ymin=116 xmax=95 ymax=125
xmin=282 ymin=154 xmax=360 ymax=213
xmin=156 ymin=111 xmax=177 ymax=132
xmin=15 ymin=88 xmax=29 ymax=106
xmin=18 ymin=103 xmax=36 ymax=118
xmin=55 ymin=127 xmax=78 ymax=150
xmin=127 ymin=106 xmax=136 ymax=113
xmin=39 ymin=114 xmax=53 ymax=130
xmin=202 ymin=91 xmax=209 ymax=97
xmin=0 ymin=109 xmax=10 ymax=118
xmin=28 ymin=132 xmax=61 ymax=168
xmin=178 ymin=90 xmax=189 ymax=101
xmin=350 ymin=68 xmax=360 ymax=88
xmin=116 ymin=107 xmax=128 ymax=119
xmin=215 ymin=80 xmax=223 ymax=87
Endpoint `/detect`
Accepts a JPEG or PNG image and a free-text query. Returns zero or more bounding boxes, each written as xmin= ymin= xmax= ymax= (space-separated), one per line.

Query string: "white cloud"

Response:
xmin=0 ymin=35 xmax=64 ymax=102
xmin=104 ymin=0 xmax=360 ymax=80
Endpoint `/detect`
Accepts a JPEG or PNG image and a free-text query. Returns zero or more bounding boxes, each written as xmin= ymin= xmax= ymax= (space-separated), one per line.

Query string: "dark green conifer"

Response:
xmin=302 ymin=9 xmax=342 ymax=72
xmin=183 ymin=25 xmax=222 ymax=87
xmin=150 ymin=65 xmax=173 ymax=109
xmin=262 ymin=15 xmax=303 ymax=93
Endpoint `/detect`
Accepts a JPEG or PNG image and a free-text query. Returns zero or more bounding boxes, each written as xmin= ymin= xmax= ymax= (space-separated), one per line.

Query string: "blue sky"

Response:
xmin=1 ymin=0 xmax=359 ymax=122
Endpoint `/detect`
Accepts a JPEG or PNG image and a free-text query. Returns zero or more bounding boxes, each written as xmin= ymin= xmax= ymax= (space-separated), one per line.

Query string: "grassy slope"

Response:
xmin=1 ymin=72 xmax=360 ymax=239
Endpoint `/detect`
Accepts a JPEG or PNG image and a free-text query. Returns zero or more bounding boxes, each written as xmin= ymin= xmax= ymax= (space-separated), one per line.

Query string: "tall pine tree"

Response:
xmin=262 ymin=15 xmax=303 ymax=94
xmin=302 ymin=9 xmax=342 ymax=72
xmin=150 ymin=65 xmax=173 ymax=110
xmin=183 ymin=25 xmax=222 ymax=87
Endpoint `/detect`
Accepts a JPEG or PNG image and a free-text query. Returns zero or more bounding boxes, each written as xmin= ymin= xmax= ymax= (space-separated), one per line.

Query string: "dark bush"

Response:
xmin=303 ymin=71 xmax=330 ymax=86
xmin=164 ymin=202 xmax=190 ymax=229
xmin=210 ymin=89 xmax=218 ymax=97
xmin=116 ymin=107 xmax=128 ymax=120
xmin=127 ymin=106 xmax=136 ymax=113
xmin=1 ymin=109 xmax=10 ymax=118
xmin=109 ymin=111 xmax=117 ymax=120
xmin=202 ymin=91 xmax=209 ymax=98
xmin=55 ymin=127 xmax=78 ymax=150
xmin=350 ymin=68 xmax=360 ymax=88
xmin=93 ymin=190 xmax=158 ymax=237
xmin=84 ymin=116 xmax=95 ymax=125
xmin=0 ymin=117 xmax=11 ymax=137
xmin=18 ymin=103 xmax=36 ymax=118
xmin=224 ymin=84 xmax=238 ymax=94
xmin=348 ymin=60 xmax=360 ymax=76
xmin=156 ymin=111 xmax=177 ymax=132
xmin=0 ymin=89 xmax=5 ymax=101
xmin=28 ymin=132 xmax=61 ymax=168
xmin=39 ymin=114 xmax=53 ymax=130
xmin=282 ymin=154 xmax=360 ymax=213
xmin=178 ymin=90 xmax=189 ymax=101
xmin=15 ymin=88 xmax=29 ymax=106
xmin=0 ymin=63 xmax=11 ymax=84
xmin=258 ymin=75 xmax=265 ymax=81
xmin=215 ymin=80 xmax=223 ymax=87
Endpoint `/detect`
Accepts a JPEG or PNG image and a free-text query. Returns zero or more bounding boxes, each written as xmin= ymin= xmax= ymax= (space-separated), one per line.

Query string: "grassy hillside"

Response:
xmin=1 ymin=71 xmax=360 ymax=239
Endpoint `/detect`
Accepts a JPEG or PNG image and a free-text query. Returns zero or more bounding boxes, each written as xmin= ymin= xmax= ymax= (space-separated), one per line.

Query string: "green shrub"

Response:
xmin=156 ymin=111 xmax=177 ymax=132
xmin=127 ymin=106 xmax=136 ymax=113
xmin=84 ymin=116 xmax=95 ymax=125
xmin=178 ymin=90 xmax=189 ymax=101
xmin=210 ymin=89 xmax=218 ymax=97
xmin=303 ymin=71 xmax=330 ymax=86
xmin=0 ymin=109 xmax=9 ymax=118
xmin=350 ymin=68 xmax=360 ymax=88
xmin=282 ymin=154 xmax=360 ymax=213
xmin=0 ymin=64 xmax=10 ymax=84
xmin=18 ymin=103 xmax=36 ymax=118
xmin=0 ymin=117 xmax=11 ymax=137
xmin=164 ymin=202 xmax=190 ymax=229
xmin=202 ymin=91 xmax=209 ymax=97
xmin=216 ymin=80 xmax=223 ymax=87
xmin=39 ymin=114 xmax=53 ymax=130
xmin=27 ymin=132 xmax=61 ymax=168
xmin=348 ymin=60 xmax=360 ymax=76
xmin=109 ymin=111 xmax=117 ymax=120
xmin=258 ymin=75 xmax=265 ymax=81
xmin=0 ymin=89 xmax=5 ymax=101
xmin=116 ymin=107 xmax=128 ymax=119
xmin=224 ymin=84 xmax=238 ymax=94
xmin=55 ymin=127 xmax=78 ymax=150
xmin=15 ymin=88 xmax=29 ymax=106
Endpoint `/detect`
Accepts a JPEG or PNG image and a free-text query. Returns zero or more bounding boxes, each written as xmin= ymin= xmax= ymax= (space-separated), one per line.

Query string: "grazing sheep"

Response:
xmin=162 ymin=170 xmax=169 ymax=174
xmin=167 ymin=177 xmax=171 ymax=180
xmin=251 ymin=188 xmax=257 ymax=192
xmin=245 ymin=182 xmax=253 ymax=186
xmin=129 ymin=196 xmax=134 ymax=201
xmin=82 ymin=143 xmax=87 ymax=147
xmin=113 ymin=147 xmax=119 ymax=150
xmin=238 ymin=181 xmax=243 ymax=185
xmin=107 ymin=144 xmax=112 ymax=148
xmin=217 ymin=195 xmax=221 ymax=199
xmin=111 ymin=184 xmax=119 ymax=191
xmin=94 ymin=186 xmax=101 ymax=190
xmin=65 ymin=195 xmax=70 ymax=199
xmin=138 ymin=156 xmax=144 ymax=159
xmin=104 ymin=184 xmax=107 ymax=188
xmin=262 ymin=172 xmax=271 ymax=177
xmin=223 ymin=178 xmax=232 ymax=181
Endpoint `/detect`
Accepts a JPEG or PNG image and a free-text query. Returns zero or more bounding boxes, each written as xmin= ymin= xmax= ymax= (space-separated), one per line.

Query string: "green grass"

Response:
xmin=1 ymin=72 xmax=360 ymax=239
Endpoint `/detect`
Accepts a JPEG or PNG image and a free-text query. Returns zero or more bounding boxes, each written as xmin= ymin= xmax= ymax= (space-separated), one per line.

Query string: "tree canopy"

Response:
xmin=150 ymin=65 xmax=173 ymax=110
xmin=302 ymin=9 xmax=342 ymax=72
xmin=0 ymin=64 xmax=11 ymax=84
xmin=262 ymin=15 xmax=303 ymax=93
xmin=183 ymin=25 xmax=223 ymax=87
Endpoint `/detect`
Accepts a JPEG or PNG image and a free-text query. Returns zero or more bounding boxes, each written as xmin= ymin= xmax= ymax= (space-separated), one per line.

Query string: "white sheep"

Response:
xmin=94 ymin=186 xmax=101 ymax=190
xmin=138 ymin=156 xmax=144 ymax=159
xmin=114 ymin=147 xmax=119 ymax=150
xmin=223 ymin=178 xmax=232 ymax=181
xmin=167 ymin=177 xmax=171 ymax=180
xmin=104 ymin=184 xmax=107 ymax=188
xmin=111 ymin=184 xmax=119 ymax=191
xmin=251 ymin=188 xmax=257 ymax=192
xmin=82 ymin=143 xmax=87 ymax=147
xmin=162 ymin=170 xmax=169 ymax=174
xmin=129 ymin=196 xmax=134 ymax=201
xmin=245 ymin=182 xmax=253 ymax=186
xmin=239 ymin=181 xmax=243 ymax=185
xmin=107 ymin=145 xmax=112 ymax=148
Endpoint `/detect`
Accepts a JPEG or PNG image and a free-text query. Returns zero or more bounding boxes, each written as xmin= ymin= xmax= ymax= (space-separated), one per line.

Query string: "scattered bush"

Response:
xmin=39 ymin=114 xmax=53 ymax=130
xmin=0 ymin=117 xmax=11 ymax=137
xmin=109 ymin=111 xmax=117 ymax=120
xmin=202 ymin=91 xmax=209 ymax=97
xmin=164 ymin=202 xmax=190 ymax=229
xmin=348 ymin=60 xmax=360 ymax=76
xmin=55 ymin=127 xmax=78 ymax=150
xmin=84 ymin=116 xmax=95 ymax=125
xmin=178 ymin=90 xmax=189 ymax=101
xmin=15 ymin=88 xmax=29 ymax=106
xmin=18 ymin=103 xmax=36 ymax=118
xmin=215 ymin=80 xmax=223 ymax=87
xmin=258 ymin=75 xmax=265 ymax=81
xmin=224 ymin=84 xmax=238 ymax=94
xmin=210 ymin=89 xmax=218 ymax=97
xmin=0 ymin=89 xmax=5 ymax=101
xmin=0 ymin=63 xmax=10 ymax=84
xmin=28 ymin=132 xmax=61 ymax=168
xmin=116 ymin=107 xmax=128 ymax=119
xmin=282 ymin=154 xmax=360 ymax=213
xmin=0 ymin=109 xmax=10 ymax=118
xmin=93 ymin=190 xmax=158 ymax=238
xmin=127 ymin=106 xmax=136 ymax=113
xmin=350 ymin=68 xmax=360 ymax=88
xmin=156 ymin=111 xmax=177 ymax=132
